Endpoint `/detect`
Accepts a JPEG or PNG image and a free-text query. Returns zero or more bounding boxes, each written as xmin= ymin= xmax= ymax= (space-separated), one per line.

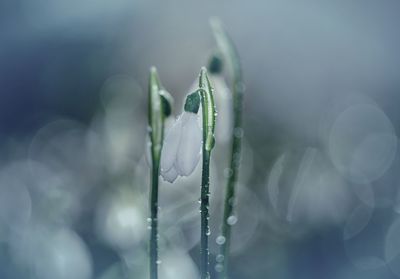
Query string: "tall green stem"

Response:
xmin=198 ymin=68 xmax=216 ymax=279
xmin=210 ymin=19 xmax=244 ymax=279
xmin=148 ymin=67 xmax=171 ymax=279
xmin=200 ymin=150 xmax=211 ymax=279
xmin=149 ymin=162 xmax=159 ymax=279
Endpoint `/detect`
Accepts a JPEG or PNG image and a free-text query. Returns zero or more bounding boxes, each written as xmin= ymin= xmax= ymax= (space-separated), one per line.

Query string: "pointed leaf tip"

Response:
xmin=199 ymin=67 xmax=209 ymax=89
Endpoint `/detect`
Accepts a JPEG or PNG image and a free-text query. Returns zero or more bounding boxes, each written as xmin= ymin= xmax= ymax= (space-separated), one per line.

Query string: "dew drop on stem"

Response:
xmin=233 ymin=127 xmax=243 ymax=138
xmin=216 ymin=235 xmax=226 ymax=245
xmin=215 ymin=264 xmax=223 ymax=273
xmin=227 ymin=215 xmax=238 ymax=225
xmin=216 ymin=254 xmax=224 ymax=263
xmin=224 ymin=168 xmax=233 ymax=178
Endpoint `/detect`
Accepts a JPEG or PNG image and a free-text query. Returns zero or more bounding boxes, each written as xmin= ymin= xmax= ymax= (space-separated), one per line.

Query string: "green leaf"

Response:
xmin=198 ymin=67 xmax=216 ymax=152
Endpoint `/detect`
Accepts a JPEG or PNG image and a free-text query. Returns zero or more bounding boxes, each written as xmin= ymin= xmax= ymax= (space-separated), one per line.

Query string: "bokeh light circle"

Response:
xmin=329 ymin=104 xmax=397 ymax=184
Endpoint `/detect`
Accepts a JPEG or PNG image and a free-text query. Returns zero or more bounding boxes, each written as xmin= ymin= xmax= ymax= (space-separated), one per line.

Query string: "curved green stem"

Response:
xmin=210 ymin=19 xmax=244 ymax=279
xmin=198 ymin=68 xmax=216 ymax=279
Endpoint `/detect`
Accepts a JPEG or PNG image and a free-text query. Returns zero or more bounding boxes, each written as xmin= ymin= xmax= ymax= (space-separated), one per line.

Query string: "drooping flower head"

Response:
xmin=160 ymin=92 xmax=202 ymax=183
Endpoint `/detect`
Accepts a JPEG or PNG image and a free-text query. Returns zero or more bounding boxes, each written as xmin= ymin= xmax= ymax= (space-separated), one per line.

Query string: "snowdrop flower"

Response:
xmin=160 ymin=92 xmax=202 ymax=183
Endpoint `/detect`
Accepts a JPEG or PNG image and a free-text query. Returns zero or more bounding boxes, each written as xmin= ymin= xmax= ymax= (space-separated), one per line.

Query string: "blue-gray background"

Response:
xmin=1 ymin=1 xmax=400 ymax=278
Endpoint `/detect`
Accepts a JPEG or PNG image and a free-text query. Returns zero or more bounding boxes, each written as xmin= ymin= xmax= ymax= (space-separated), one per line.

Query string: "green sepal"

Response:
xmin=184 ymin=91 xmax=201 ymax=114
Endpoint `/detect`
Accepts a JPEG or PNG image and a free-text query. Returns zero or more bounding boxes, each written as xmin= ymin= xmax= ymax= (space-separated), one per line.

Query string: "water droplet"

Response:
xmin=233 ymin=127 xmax=243 ymax=138
xmin=216 ymin=254 xmax=225 ymax=263
xmin=198 ymin=198 xmax=201 ymax=204
xmin=224 ymin=168 xmax=233 ymax=178
xmin=156 ymin=260 xmax=162 ymax=265
xmin=147 ymin=218 xmax=151 ymax=223
xmin=216 ymin=236 xmax=226 ymax=245
xmin=215 ymin=263 xmax=223 ymax=273
xmin=206 ymin=228 xmax=211 ymax=236
xmin=210 ymin=135 xmax=216 ymax=149
xmin=227 ymin=215 xmax=238 ymax=225
xmin=232 ymin=152 xmax=241 ymax=167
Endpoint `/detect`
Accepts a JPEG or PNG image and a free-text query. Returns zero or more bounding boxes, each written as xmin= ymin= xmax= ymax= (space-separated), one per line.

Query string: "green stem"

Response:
xmin=148 ymin=67 xmax=170 ymax=279
xmin=149 ymin=162 xmax=159 ymax=279
xmin=220 ymin=75 xmax=243 ymax=279
xmin=210 ymin=19 xmax=244 ymax=279
xmin=200 ymin=150 xmax=211 ymax=279
xmin=198 ymin=68 xmax=216 ymax=279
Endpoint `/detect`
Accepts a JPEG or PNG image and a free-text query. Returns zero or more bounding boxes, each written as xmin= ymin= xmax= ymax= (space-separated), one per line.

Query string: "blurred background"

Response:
xmin=1 ymin=0 xmax=400 ymax=278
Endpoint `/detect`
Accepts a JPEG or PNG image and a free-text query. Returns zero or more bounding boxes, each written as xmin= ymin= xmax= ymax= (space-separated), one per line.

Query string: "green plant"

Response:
xmin=147 ymin=67 xmax=172 ymax=279
xmin=209 ymin=19 xmax=244 ymax=279
xmin=197 ymin=68 xmax=217 ymax=279
xmin=181 ymin=68 xmax=217 ymax=279
xmin=148 ymin=67 xmax=216 ymax=279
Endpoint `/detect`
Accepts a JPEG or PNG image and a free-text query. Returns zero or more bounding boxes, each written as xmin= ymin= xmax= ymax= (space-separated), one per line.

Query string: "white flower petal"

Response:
xmin=164 ymin=117 xmax=175 ymax=131
xmin=161 ymin=165 xmax=179 ymax=183
xmin=176 ymin=112 xmax=202 ymax=176
xmin=212 ymin=75 xmax=232 ymax=143
xmin=160 ymin=117 xmax=182 ymax=172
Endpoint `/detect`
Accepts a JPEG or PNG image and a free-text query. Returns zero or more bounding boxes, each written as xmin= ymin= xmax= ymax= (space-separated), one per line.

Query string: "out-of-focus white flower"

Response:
xmin=210 ymin=74 xmax=232 ymax=143
xmin=160 ymin=111 xmax=202 ymax=183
